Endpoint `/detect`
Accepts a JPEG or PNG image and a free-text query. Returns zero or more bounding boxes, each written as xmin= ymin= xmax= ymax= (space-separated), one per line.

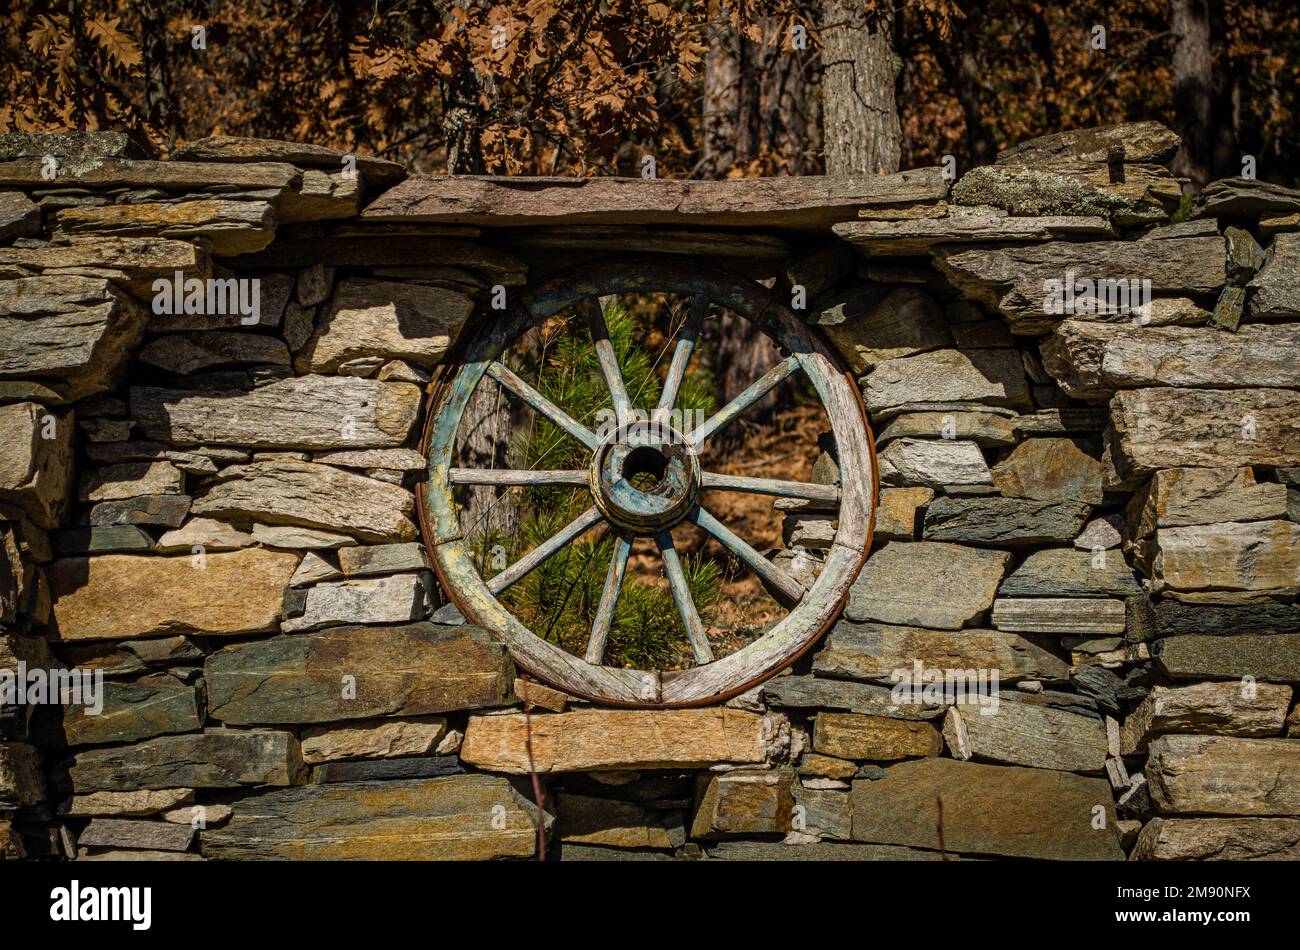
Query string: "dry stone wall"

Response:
xmin=2 ymin=122 xmax=1299 ymax=861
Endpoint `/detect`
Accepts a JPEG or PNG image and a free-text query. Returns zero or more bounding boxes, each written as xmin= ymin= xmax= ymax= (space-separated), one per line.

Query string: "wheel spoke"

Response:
xmin=654 ymin=293 xmax=707 ymax=424
xmin=485 ymin=360 xmax=598 ymax=451
xmin=689 ymin=505 xmax=807 ymax=606
xmin=689 ymin=354 xmax=799 ymax=448
xmin=449 ymin=468 xmax=588 ymax=487
xmin=487 ymin=506 xmax=604 ymax=595
xmin=585 ymin=533 xmax=632 ymax=664
xmin=580 ymin=296 xmax=633 ymax=420
xmin=700 ymin=472 xmax=839 ymax=504
xmin=655 ymin=530 xmax=713 ymax=664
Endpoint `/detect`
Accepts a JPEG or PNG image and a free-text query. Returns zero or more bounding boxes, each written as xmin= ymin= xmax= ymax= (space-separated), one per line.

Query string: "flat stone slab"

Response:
xmin=55 ymin=729 xmax=303 ymax=793
xmin=814 ymin=621 xmax=1070 ymax=685
xmin=48 ymin=549 xmax=299 ymax=641
xmin=1153 ymin=634 xmax=1300 ymax=683
xmin=943 ymin=703 xmax=1107 ymax=773
xmin=1132 ymin=817 xmax=1300 ymax=860
xmin=1146 ymin=735 xmax=1300 ymax=816
xmin=1121 ymin=682 xmax=1292 ymax=754
xmin=1044 ymin=322 xmax=1300 ymax=401
xmin=362 ymin=170 xmax=949 ymax=230
xmin=851 ymin=758 xmax=1123 ymax=860
xmin=923 ymin=496 xmax=1092 ymax=546
xmin=1108 ymin=388 xmax=1300 ymax=482
xmin=201 ymin=775 xmax=546 ymax=860
xmin=130 ymin=375 xmax=421 ymax=450
xmin=205 ymin=623 xmax=513 ymax=724
xmin=460 ymin=709 xmax=785 ymax=774
xmin=998 ymin=548 xmax=1141 ymax=597
xmin=845 ymin=541 xmax=1010 ymax=630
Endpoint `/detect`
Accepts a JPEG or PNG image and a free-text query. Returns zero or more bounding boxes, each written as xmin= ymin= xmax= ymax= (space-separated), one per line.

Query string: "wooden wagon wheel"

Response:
xmin=419 ymin=258 xmax=876 ymax=707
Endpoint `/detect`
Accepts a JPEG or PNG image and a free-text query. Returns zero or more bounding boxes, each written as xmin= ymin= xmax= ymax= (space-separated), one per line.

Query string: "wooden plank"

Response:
xmin=701 ymin=472 xmax=839 ymax=503
xmin=579 ymin=297 xmax=632 ymax=419
xmin=690 ymin=355 xmax=799 ymax=447
xmin=448 ymin=468 xmax=588 ymax=487
xmin=585 ymin=535 xmax=632 ymax=664
xmin=655 ymin=294 xmax=706 ymax=423
xmin=485 ymin=360 xmax=598 ymax=451
xmin=655 ymin=530 xmax=713 ymax=664
xmin=690 ymin=505 xmax=805 ymax=604
xmin=487 ymin=506 xmax=604 ymax=595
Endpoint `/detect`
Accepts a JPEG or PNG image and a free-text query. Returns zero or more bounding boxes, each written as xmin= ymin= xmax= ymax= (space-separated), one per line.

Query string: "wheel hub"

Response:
xmin=589 ymin=423 xmax=700 ymax=532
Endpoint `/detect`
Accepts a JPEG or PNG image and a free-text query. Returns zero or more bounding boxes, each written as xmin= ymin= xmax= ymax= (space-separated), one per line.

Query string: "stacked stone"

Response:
xmin=1 ymin=122 xmax=1298 ymax=861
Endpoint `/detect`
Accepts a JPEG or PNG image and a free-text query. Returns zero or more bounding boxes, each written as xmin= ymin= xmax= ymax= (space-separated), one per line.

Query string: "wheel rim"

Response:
xmin=419 ymin=258 xmax=877 ymax=707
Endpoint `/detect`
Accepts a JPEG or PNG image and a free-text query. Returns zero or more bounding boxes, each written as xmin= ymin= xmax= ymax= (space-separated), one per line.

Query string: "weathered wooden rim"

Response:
xmin=417 ymin=256 xmax=877 ymax=708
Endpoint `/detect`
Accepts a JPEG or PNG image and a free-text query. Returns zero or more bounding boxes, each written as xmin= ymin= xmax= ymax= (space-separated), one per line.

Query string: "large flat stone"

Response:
xmin=48 ymin=549 xmax=298 ymax=641
xmin=1107 ymin=388 xmax=1300 ymax=482
xmin=55 ymin=674 xmax=201 ymax=747
xmin=951 ymin=162 xmax=1178 ymax=225
xmin=57 ymin=788 xmax=194 ymax=818
xmin=1146 ymin=735 xmax=1300 ymax=816
xmin=361 ymin=170 xmax=949 ymax=229
xmin=0 ymin=157 xmax=297 ymax=190
xmin=943 ymin=703 xmax=1107 ymax=773
xmin=851 ymin=758 xmax=1123 ymax=859
xmin=996 ymin=122 xmax=1181 ymax=165
xmin=833 ymin=212 xmax=1114 ymax=256
xmin=691 ymin=769 xmax=794 ymax=838
xmin=812 ymin=286 xmax=951 ymax=373
xmin=1121 ymin=682 xmax=1292 ymax=754
xmin=299 ymin=279 xmax=472 ymax=372
xmin=205 ymin=623 xmax=513 ymax=724
xmin=1127 ymin=467 xmax=1289 ymax=542
xmin=990 ymin=597 xmax=1126 ymax=636
xmin=0 ymin=402 xmax=73 ymax=528
xmin=137 ymin=331 xmax=290 ymax=374
xmin=935 ymin=231 xmax=1225 ymax=333
xmin=877 ymin=438 xmax=992 ymax=488
xmin=1132 ymin=817 xmax=1300 ymax=860
xmin=0 ymin=237 xmax=210 ymax=295
xmin=998 ymin=548 xmax=1141 ymax=597
xmin=813 ymin=712 xmax=942 ymax=760
xmin=845 ymin=542 xmax=1010 ymax=630
xmin=192 ymin=461 xmax=417 ymax=543
xmin=280 ymin=573 xmax=432 ymax=632
xmin=0 ymin=276 xmax=147 ymax=401
xmin=78 ymin=818 xmax=195 ymax=853
xmin=991 ymin=437 xmax=1104 ymax=505
xmin=760 ymin=675 xmax=940 ymax=720
xmin=1249 ymin=232 xmax=1300 ymax=317
xmin=1131 ymin=599 xmax=1300 ymax=638
xmin=1043 ymin=322 xmax=1300 ymax=400
xmin=170 ymin=136 xmax=406 ymax=186
xmin=300 ymin=717 xmax=449 ymax=765
xmin=202 ymin=775 xmax=545 ymax=860
xmin=460 ymin=708 xmax=785 ymax=774
xmin=55 ymin=728 xmax=303 ymax=793
xmin=1152 ymin=521 xmax=1300 ymax=595
xmin=556 ymin=793 xmax=686 ymax=849
xmin=863 ymin=349 xmax=1031 ymax=413
xmin=1153 ymin=634 xmax=1300 ymax=683
xmin=923 ymin=496 xmax=1092 ymax=546
xmin=814 ymin=621 xmax=1070 ymax=685
xmin=56 ymin=199 xmax=275 ymax=256
xmin=130 ymin=375 xmax=421 ymax=450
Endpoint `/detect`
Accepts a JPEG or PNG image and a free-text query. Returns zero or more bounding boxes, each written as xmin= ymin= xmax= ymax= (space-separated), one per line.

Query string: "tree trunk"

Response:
xmin=1170 ymin=0 xmax=1234 ymax=187
xmin=457 ymin=379 xmax=518 ymax=548
xmin=819 ymin=0 xmax=901 ymax=175
xmin=702 ymin=23 xmax=741 ymax=176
